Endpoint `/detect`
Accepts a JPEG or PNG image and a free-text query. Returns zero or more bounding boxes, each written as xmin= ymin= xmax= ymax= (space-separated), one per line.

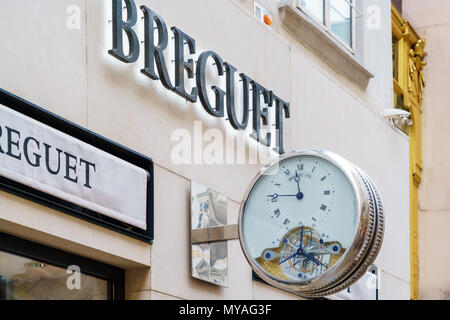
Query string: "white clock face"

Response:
xmin=241 ymin=155 xmax=359 ymax=284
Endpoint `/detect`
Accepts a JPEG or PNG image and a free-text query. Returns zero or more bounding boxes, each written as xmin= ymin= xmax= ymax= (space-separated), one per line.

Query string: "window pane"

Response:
xmin=392 ymin=36 xmax=400 ymax=80
xmin=255 ymin=5 xmax=262 ymax=20
xmin=0 ymin=251 xmax=109 ymax=300
xmin=300 ymin=0 xmax=325 ymax=24
xmin=392 ymin=0 xmax=403 ymax=14
xmin=330 ymin=0 xmax=352 ymax=48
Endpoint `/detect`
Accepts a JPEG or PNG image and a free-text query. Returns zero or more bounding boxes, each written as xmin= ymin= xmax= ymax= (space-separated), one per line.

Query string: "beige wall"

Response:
xmin=403 ymin=0 xmax=450 ymax=300
xmin=0 ymin=0 xmax=410 ymax=299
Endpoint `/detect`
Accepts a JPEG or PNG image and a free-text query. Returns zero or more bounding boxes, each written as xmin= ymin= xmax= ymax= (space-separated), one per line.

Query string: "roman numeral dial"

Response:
xmin=266 ymin=157 xmax=336 ymax=232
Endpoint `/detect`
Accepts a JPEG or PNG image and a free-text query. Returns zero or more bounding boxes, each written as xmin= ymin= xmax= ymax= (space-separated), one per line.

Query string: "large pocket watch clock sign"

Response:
xmin=238 ymin=150 xmax=384 ymax=297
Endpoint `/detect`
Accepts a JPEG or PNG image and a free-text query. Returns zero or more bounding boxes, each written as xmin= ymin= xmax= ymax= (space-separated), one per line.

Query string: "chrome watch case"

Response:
xmin=238 ymin=149 xmax=384 ymax=297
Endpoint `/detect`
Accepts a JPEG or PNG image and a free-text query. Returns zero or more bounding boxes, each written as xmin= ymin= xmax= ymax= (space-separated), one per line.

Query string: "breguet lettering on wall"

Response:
xmin=108 ymin=0 xmax=291 ymax=154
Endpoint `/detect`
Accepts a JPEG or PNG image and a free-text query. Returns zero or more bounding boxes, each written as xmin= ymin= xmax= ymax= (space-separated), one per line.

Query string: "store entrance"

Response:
xmin=0 ymin=233 xmax=124 ymax=300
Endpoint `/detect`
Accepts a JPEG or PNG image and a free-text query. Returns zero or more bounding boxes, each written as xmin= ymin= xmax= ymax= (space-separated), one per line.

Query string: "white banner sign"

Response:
xmin=0 ymin=104 xmax=148 ymax=229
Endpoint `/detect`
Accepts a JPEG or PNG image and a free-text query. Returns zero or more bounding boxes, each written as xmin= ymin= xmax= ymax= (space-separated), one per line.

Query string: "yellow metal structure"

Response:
xmin=391 ymin=5 xmax=426 ymax=300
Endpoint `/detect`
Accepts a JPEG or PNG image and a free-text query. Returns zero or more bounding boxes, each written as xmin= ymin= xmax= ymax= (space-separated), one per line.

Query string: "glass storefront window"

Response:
xmin=0 ymin=233 xmax=124 ymax=300
xmin=0 ymin=251 xmax=109 ymax=300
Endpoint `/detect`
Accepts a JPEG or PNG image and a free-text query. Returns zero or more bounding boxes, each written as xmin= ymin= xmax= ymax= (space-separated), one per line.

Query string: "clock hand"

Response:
xmin=292 ymin=254 xmax=327 ymax=269
xmin=267 ymin=193 xmax=305 ymax=200
xmin=302 ymin=252 xmax=328 ymax=268
xmin=294 ymin=171 xmax=304 ymax=200
xmin=278 ymin=251 xmax=299 ymax=265
xmin=295 ymin=228 xmax=327 ymax=268
xmin=294 ymin=171 xmax=301 ymax=192
xmin=279 ymin=235 xmax=306 ymax=266
xmin=267 ymin=193 xmax=298 ymax=201
xmin=292 ymin=253 xmax=319 ymax=267
xmin=288 ymin=227 xmax=305 ymax=268
xmin=299 ymin=226 xmax=304 ymax=248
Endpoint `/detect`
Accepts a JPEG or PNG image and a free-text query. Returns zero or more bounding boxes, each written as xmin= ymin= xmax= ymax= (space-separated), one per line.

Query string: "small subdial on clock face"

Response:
xmin=256 ymin=226 xmax=344 ymax=282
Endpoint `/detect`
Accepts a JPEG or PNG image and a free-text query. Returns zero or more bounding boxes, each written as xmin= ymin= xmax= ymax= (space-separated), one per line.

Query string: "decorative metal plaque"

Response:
xmin=191 ymin=182 xmax=229 ymax=287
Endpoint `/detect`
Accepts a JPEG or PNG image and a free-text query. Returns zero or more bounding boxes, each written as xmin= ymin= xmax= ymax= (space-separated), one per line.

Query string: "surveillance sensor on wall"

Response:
xmin=382 ymin=108 xmax=411 ymax=120
xmin=382 ymin=109 xmax=413 ymax=127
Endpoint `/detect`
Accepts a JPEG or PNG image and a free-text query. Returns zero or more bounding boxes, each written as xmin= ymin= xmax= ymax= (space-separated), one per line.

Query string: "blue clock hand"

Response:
xmin=299 ymin=226 xmax=304 ymax=248
xmin=278 ymin=251 xmax=299 ymax=265
xmin=267 ymin=193 xmax=298 ymax=200
xmin=279 ymin=228 xmax=305 ymax=266
xmin=303 ymin=252 xmax=328 ymax=268
xmin=267 ymin=193 xmax=304 ymax=200
xmin=294 ymin=171 xmax=304 ymax=200
xmin=291 ymin=227 xmax=307 ymax=267
xmin=292 ymin=253 xmax=324 ymax=268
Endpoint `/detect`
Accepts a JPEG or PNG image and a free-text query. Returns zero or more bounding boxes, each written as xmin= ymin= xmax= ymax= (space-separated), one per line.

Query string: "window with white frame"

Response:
xmin=298 ymin=0 xmax=361 ymax=51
